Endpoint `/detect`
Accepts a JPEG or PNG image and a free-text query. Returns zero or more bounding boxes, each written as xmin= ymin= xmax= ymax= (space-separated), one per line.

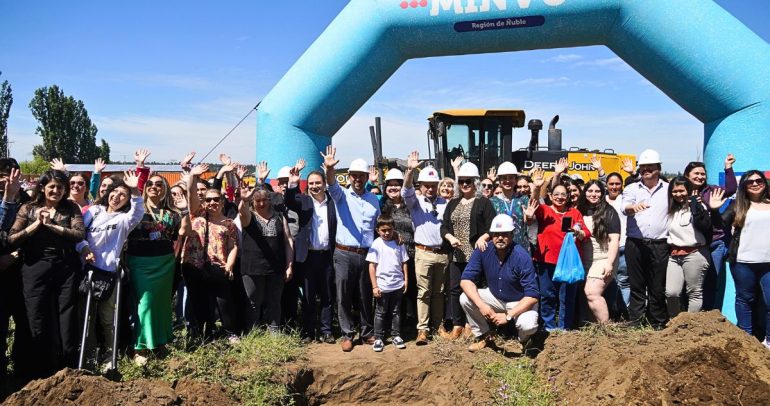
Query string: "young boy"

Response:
xmin=366 ymin=215 xmax=409 ymax=352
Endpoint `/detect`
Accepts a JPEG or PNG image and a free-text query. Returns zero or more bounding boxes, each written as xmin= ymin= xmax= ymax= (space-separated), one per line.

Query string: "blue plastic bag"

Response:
xmin=552 ymin=232 xmax=585 ymax=284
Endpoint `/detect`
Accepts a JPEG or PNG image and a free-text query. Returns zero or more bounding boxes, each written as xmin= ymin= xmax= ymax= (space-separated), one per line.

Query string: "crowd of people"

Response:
xmin=0 ymin=145 xmax=769 ymax=385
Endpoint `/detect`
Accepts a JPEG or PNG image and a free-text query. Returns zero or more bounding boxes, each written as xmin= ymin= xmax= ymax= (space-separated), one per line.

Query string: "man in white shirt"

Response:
xmin=622 ymin=149 xmax=671 ymax=330
xmin=402 ymin=151 xmax=448 ymax=345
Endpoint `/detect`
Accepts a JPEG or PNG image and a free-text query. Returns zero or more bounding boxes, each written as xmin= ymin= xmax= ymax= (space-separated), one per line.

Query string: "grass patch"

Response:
xmin=479 ymin=358 xmax=556 ymax=406
xmin=117 ymin=329 xmax=304 ymax=405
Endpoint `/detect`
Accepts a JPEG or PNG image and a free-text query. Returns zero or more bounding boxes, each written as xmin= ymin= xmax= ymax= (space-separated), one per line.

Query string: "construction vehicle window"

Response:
xmin=446 ymin=123 xmax=473 ymax=163
xmin=484 ymin=119 xmax=503 ymax=174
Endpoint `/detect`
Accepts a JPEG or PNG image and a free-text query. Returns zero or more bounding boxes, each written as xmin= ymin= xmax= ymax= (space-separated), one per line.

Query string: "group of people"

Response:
xmin=1 ymin=144 xmax=769 ymax=384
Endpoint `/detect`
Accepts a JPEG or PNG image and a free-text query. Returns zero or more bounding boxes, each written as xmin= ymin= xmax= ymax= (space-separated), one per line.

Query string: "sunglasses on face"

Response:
xmin=481 ymin=183 xmax=494 ymax=189
xmin=459 ymin=179 xmax=474 ymax=185
xmin=205 ymin=197 xmax=221 ymax=203
xmin=70 ymin=180 xmax=85 ymax=186
xmin=746 ymin=179 xmax=765 ymax=186
xmin=147 ymin=181 xmax=165 ymax=188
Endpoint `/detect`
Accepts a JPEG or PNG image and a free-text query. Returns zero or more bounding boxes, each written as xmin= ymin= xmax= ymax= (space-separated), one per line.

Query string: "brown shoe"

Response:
xmin=448 ymin=326 xmax=464 ymax=340
xmin=468 ymin=335 xmax=493 ymax=353
xmin=437 ymin=325 xmax=450 ymax=339
xmin=416 ymin=330 xmax=429 ymax=346
xmin=463 ymin=324 xmax=474 ymax=339
xmin=341 ymin=338 xmax=354 ymax=352
xmin=363 ymin=336 xmax=376 ymax=345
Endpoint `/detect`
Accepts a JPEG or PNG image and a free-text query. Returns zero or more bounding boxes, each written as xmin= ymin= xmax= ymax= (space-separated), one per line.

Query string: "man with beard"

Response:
xmin=284 ymin=161 xmax=337 ymax=344
xmin=460 ymin=214 xmax=539 ymax=353
xmin=322 ymin=146 xmax=380 ymax=352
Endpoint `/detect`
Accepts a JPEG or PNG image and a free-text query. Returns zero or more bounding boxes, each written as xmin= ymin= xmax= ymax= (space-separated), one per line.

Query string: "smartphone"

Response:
xmin=561 ymin=216 xmax=573 ymax=233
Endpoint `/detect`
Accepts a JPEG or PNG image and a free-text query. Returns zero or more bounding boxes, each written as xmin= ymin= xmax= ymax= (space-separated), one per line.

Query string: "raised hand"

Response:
xmin=135 ymin=149 xmax=151 ymax=168
xmin=236 ymin=165 xmax=248 ymax=180
xmin=724 ymin=153 xmax=736 ymax=170
xmin=524 ymin=197 xmax=539 ymax=218
xmin=190 ymin=163 xmax=209 ymax=177
xmin=320 ymin=145 xmax=339 ymax=169
xmin=294 ymin=158 xmax=306 ymax=173
xmin=368 ymin=166 xmax=379 ymax=183
xmin=450 ymin=155 xmax=464 ymax=171
xmin=590 ymin=155 xmax=603 ymax=172
xmin=708 ymin=188 xmax=727 ymax=209
xmin=123 ymin=170 xmax=140 ymax=189
xmin=621 ymin=157 xmax=635 ymax=174
xmin=554 ymin=157 xmax=568 ymax=174
xmin=219 ymin=153 xmax=232 ymax=166
xmin=50 ymin=158 xmax=67 ymax=171
xmin=240 ymin=180 xmax=256 ymax=201
xmin=219 ymin=162 xmax=237 ymax=174
xmin=487 ymin=167 xmax=497 ymax=182
xmin=256 ymin=161 xmax=270 ymax=182
xmin=531 ymin=167 xmax=546 ymax=188
xmin=288 ymin=166 xmax=301 ymax=185
xmin=181 ymin=152 xmax=196 ymax=169
xmin=407 ymin=151 xmax=421 ymax=171
xmin=93 ymin=158 xmax=107 ymax=174
xmin=4 ymin=168 xmax=20 ymax=202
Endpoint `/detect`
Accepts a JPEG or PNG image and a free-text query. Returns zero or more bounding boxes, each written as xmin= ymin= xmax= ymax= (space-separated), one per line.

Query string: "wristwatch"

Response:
xmin=505 ymin=314 xmax=513 ymax=322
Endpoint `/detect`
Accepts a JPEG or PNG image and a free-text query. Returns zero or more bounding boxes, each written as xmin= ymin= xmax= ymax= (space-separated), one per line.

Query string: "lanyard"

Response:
xmin=149 ymin=208 xmax=165 ymax=225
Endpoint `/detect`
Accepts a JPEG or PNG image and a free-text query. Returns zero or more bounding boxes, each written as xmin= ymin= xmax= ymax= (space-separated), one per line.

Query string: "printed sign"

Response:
xmin=454 ymin=16 xmax=545 ymax=32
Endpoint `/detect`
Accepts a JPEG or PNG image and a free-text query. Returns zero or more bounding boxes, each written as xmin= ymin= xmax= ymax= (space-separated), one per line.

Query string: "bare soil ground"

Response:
xmin=5 ymin=311 xmax=770 ymax=405
xmin=535 ymin=311 xmax=770 ymax=405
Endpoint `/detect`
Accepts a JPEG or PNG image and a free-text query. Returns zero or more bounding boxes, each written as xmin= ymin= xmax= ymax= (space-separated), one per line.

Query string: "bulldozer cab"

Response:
xmin=429 ymin=109 xmax=526 ymax=179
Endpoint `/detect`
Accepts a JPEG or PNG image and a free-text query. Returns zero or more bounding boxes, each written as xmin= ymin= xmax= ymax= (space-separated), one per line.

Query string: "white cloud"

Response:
xmin=541 ymin=54 xmax=584 ymax=63
xmin=572 ymin=57 xmax=632 ymax=72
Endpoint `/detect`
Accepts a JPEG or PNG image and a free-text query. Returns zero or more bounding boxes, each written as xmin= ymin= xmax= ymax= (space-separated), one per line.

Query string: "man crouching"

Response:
xmin=460 ymin=214 xmax=540 ymax=352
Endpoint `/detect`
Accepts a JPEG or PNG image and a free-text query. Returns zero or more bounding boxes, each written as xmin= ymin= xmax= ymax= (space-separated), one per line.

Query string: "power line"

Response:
xmin=196 ymin=101 xmax=260 ymax=163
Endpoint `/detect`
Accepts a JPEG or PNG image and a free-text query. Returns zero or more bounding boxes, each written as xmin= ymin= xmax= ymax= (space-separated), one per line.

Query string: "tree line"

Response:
xmin=0 ymin=72 xmax=110 ymax=169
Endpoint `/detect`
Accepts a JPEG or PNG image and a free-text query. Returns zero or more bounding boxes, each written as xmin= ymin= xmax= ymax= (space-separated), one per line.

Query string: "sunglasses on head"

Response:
xmin=70 ymin=180 xmax=85 ymax=186
xmin=458 ymin=178 xmax=474 ymax=185
xmin=205 ymin=197 xmax=221 ymax=203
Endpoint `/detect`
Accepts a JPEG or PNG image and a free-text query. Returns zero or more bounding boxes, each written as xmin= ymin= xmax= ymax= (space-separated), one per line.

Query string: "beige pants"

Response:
xmin=460 ymin=288 xmax=539 ymax=341
xmin=414 ymin=248 xmax=449 ymax=331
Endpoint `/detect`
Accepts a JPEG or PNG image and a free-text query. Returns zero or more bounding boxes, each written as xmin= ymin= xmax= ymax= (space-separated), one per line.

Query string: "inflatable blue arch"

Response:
xmin=256 ymin=0 xmax=770 ymax=182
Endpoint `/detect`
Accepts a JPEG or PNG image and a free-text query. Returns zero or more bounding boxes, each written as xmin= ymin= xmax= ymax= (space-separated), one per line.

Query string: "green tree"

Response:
xmin=28 ymin=85 xmax=109 ymax=163
xmin=19 ymin=156 xmax=50 ymax=176
xmin=0 ymin=71 xmax=12 ymax=159
xmin=97 ymin=138 xmax=111 ymax=163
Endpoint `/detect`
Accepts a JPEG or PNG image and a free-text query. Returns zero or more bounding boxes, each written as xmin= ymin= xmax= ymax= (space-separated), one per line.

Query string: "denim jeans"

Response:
xmin=536 ymin=262 xmax=577 ymax=331
xmin=731 ymin=262 xmax=770 ymax=341
xmin=374 ymin=289 xmax=403 ymax=340
xmin=615 ymin=246 xmax=630 ymax=306
xmin=703 ymin=239 xmax=728 ymax=310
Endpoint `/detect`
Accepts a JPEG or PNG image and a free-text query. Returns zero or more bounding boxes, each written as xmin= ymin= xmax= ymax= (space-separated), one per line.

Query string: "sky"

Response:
xmin=1 ymin=0 xmax=768 ymax=171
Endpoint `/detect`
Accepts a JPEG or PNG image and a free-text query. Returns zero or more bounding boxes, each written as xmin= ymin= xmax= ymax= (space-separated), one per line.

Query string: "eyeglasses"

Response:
xmin=458 ymin=178 xmax=474 ymax=185
xmin=205 ymin=197 xmax=221 ymax=203
xmin=147 ymin=181 xmax=165 ymax=188
xmin=515 ymin=185 xmax=529 ymax=190
xmin=551 ymin=193 xmax=568 ymax=198
xmin=425 ymin=198 xmax=438 ymax=218
xmin=481 ymin=183 xmax=494 ymax=189
xmin=746 ymin=179 xmax=766 ymax=186
xmin=70 ymin=180 xmax=85 ymax=186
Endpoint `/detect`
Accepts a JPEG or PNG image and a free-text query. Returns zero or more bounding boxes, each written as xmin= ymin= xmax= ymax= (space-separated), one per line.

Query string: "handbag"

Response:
xmin=552 ymin=232 xmax=585 ymax=284
xmin=79 ymin=263 xmax=116 ymax=301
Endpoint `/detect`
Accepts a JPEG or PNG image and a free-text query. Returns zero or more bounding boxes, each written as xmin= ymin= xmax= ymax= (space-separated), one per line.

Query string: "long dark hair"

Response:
xmin=734 ymin=170 xmax=770 ymax=228
xmin=577 ymin=180 xmax=610 ymax=243
xmin=97 ymin=178 xmax=132 ymax=213
xmin=33 ymin=169 xmax=71 ymax=209
xmin=667 ymin=176 xmax=693 ymax=216
xmin=143 ymin=174 xmax=175 ymax=212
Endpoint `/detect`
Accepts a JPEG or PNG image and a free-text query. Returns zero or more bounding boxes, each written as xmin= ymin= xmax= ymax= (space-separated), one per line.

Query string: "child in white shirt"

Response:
xmin=366 ymin=216 xmax=409 ymax=352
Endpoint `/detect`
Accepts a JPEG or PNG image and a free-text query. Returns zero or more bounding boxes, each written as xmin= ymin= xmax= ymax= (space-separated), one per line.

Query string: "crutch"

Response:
xmin=109 ymin=269 xmax=125 ymax=372
xmin=78 ymin=270 xmax=94 ymax=369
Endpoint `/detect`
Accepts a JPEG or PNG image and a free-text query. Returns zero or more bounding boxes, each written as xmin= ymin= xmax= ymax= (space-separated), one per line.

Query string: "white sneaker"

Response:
xmin=392 ymin=336 xmax=406 ymax=349
xmin=372 ymin=339 xmax=385 ymax=352
xmin=133 ymin=353 xmax=148 ymax=367
xmin=762 ymin=339 xmax=770 ymax=350
xmin=101 ymin=361 xmax=114 ymax=374
xmin=228 ymin=335 xmax=241 ymax=345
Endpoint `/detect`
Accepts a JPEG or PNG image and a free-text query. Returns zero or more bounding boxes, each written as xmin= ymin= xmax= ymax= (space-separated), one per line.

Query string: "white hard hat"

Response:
xmin=489 ymin=214 xmax=515 ymax=233
xmin=384 ymin=168 xmax=404 ymax=182
xmin=277 ymin=166 xmax=292 ymax=179
xmin=497 ymin=162 xmax=518 ymax=176
xmin=417 ymin=166 xmax=441 ymax=183
xmin=348 ymin=158 xmax=368 ymax=173
xmin=457 ymin=162 xmax=480 ymax=178
xmin=570 ymin=173 xmax=584 ymax=182
xmin=637 ymin=149 xmax=661 ymax=165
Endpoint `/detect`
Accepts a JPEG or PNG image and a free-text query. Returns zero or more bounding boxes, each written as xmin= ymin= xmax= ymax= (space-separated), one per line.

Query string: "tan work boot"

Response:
xmin=463 ymin=323 xmax=473 ymax=339
xmin=437 ymin=325 xmax=451 ymax=339
xmin=448 ymin=326 xmax=464 ymax=340
xmin=416 ymin=330 xmax=429 ymax=346
xmin=468 ymin=334 xmax=493 ymax=353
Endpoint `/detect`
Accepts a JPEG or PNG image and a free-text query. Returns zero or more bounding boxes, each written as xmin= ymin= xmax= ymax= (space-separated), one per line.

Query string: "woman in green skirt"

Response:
xmin=127 ymin=168 xmax=190 ymax=365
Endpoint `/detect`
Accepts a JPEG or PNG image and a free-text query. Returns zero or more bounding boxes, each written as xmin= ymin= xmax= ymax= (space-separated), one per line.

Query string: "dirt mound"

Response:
xmin=1 ymin=369 xmax=237 ymax=406
xmin=285 ymin=340 xmax=503 ymax=405
xmin=536 ymin=311 xmax=770 ymax=405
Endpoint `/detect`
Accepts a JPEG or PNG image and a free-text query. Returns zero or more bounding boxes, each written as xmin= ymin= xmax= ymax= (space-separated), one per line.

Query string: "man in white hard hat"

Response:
xmin=460 ymin=214 xmax=539 ymax=352
xmin=490 ymin=161 xmax=533 ymax=253
xmin=621 ymin=149 xmax=670 ymax=330
xmin=321 ymin=146 xmax=381 ymax=352
xmin=402 ymin=151 xmax=448 ymax=345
